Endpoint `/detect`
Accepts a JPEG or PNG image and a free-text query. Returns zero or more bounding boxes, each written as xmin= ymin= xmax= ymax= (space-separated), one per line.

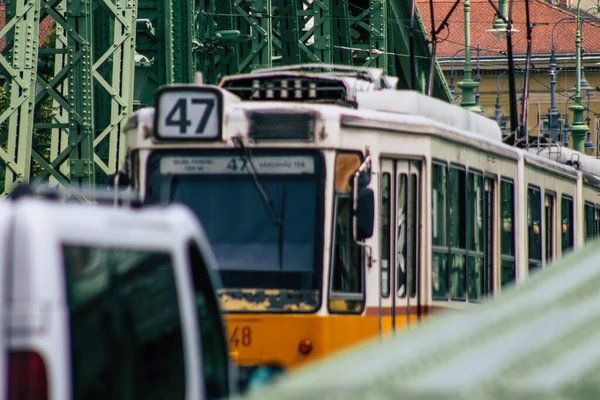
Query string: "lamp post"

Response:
xmin=487 ymin=0 xmax=519 ymax=142
xmin=547 ymin=17 xmax=575 ymax=141
xmin=489 ymin=0 xmax=509 ymax=33
xmin=569 ymin=0 xmax=590 ymax=153
xmin=448 ymin=48 xmax=466 ymax=99
xmin=458 ymin=0 xmax=483 ymax=113
xmin=475 ymin=45 xmax=482 ymax=112
xmin=495 ymin=70 xmax=508 ymax=125
xmin=584 ymin=131 xmax=595 ymax=155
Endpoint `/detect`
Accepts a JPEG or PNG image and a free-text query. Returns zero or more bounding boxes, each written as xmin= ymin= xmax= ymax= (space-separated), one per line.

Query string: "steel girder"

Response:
xmin=1 ymin=0 xmax=41 ymax=194
xmin=194 ymin=0 xmax=354 ymax=91
xmin=193 ymin=0 xmax=451 ymax=101
xmin=0 ymin=0 xmax=137 ymax=194
xmin=135 ymin=0 xmax=196 ymax=107
xmin=0 ymin=0 xmax=451 ymax=193
xmin=387 ymin=0 xmax=452 ymax=100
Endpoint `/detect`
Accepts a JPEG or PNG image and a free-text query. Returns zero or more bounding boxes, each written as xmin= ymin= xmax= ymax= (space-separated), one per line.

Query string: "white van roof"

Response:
xmin=7 ymin=198 xmax=219 ymax=301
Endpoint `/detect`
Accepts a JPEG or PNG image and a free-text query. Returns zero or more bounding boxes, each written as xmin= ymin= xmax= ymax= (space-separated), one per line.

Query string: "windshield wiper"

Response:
xmin=232 ymin=136 xmax=282 ymax=227
xmin=278 ymin=184 xmax=286 ymax=270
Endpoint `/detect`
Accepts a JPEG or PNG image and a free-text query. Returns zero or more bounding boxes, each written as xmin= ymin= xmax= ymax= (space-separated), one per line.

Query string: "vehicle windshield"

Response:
xmin=145 ymin=150 xmax=325 ymax=313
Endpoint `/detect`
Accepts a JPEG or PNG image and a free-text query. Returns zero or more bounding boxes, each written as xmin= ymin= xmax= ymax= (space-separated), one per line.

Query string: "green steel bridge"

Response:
xmin=0 ymin=0 xmax=452 ymax=195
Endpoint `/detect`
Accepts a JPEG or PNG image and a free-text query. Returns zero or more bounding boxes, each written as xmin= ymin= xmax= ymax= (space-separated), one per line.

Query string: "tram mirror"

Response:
xmin=354 ymin=172 xmax=375 ymax=241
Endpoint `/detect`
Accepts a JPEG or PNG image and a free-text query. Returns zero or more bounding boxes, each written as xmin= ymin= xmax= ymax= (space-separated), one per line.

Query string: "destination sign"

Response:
xmin=160 ymin=156 xmax=315 ymax=175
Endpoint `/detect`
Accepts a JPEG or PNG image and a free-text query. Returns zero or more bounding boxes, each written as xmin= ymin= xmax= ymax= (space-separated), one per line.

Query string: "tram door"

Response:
xmin=379 ymin=159 xmax=421 ymax=335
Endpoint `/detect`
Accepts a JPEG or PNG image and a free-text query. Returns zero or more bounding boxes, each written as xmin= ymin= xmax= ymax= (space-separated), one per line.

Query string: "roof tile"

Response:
xmin=417 ymin=0 xmax=600 ymax=58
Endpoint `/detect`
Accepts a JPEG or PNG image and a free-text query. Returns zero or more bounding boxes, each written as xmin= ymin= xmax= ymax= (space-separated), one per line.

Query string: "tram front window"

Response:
xmin=145 ymin=150 xmax=324 ymax=313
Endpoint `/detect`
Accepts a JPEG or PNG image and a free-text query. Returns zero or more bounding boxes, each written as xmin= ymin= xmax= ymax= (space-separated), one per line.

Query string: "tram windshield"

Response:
xmin=145 ymin=150 xmax=324 ymax=313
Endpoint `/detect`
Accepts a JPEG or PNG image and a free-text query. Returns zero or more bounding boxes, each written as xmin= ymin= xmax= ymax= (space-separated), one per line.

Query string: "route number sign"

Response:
xmin=155 ymin=86 xmax=222 ymax=140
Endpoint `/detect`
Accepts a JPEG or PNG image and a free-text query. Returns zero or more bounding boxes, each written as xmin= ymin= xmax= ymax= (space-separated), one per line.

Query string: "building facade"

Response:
xmin=419 ymin=0 xmax=600 ymax=155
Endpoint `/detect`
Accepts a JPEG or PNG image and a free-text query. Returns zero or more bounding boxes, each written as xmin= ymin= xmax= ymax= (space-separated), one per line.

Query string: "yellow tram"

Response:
xmin=119 ymin=65 xmax=600 ymax=380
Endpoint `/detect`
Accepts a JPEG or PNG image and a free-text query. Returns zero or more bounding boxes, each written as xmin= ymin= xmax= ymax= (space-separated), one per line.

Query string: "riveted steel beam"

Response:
xmin=31 ymin=0 xmax=137 ymax=189
xmin=0 ymin=0 xmax=137 ymax=194
xmin=136 ymin=0 xmax=195 ymax=107
xmin=1 ymin=0 xmax=41 ymax=195
xmin=388 ymin=0 xmax=452 ymax=100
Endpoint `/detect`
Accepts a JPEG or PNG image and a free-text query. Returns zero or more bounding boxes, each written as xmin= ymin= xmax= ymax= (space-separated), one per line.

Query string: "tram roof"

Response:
xmin=246 ymin=241 xmax=600 ymax=400
xmin=219 ymin=66 xmax=502 ymax=142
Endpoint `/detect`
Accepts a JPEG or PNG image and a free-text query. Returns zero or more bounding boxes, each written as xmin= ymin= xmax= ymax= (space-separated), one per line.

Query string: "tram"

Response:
xmin=117 ymin=64 xmax=600 ymax=379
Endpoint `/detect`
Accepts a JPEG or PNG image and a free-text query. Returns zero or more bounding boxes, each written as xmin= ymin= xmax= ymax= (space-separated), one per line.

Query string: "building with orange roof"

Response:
xmin=418 ymin=0 xmax=600 ymax=155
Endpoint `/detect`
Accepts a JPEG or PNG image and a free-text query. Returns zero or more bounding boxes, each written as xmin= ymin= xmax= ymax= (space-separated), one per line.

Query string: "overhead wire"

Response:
xmin=202 ymin=4 xmax=600 ymax=114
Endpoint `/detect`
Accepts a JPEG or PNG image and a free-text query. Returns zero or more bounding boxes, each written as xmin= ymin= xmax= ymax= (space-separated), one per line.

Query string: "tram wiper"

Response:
xmin=232 ymin=136 xmax=282 ymax=228
xmin=278 ymin=185 xmax=286 ymax=270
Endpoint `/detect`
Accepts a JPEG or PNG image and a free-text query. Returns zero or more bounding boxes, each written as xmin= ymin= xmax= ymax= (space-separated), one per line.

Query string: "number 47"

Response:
xmin=165 ymin=98 xmax=215 ymax=134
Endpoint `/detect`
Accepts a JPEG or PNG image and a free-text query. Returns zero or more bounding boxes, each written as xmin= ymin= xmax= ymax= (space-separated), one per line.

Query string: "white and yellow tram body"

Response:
xmin=121 ymin=66 xmax=600 ymax=376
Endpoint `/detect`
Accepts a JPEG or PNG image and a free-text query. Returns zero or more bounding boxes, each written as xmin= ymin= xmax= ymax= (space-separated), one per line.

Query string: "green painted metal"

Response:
xmin=135 ymin=0 xmax=196 ymax=107
xmin=1 ymin=0 xmax=452 ymax=194
xmin=193 ymin=0 xmax=353 ymax=90
xmin=1 ymin=0 xmax=41 ymax=195
xmin=191 ymin=0 xmax=450 ymax=99
xmin=458 ymin=0 xmax=482 ymax=113
xmin=569 ymin=0 xmax=588 ymax=153
xmin=1 ymin=0 xmax=137 ymax=195
xmin=388 ymin=0 xmax=451 ymax=99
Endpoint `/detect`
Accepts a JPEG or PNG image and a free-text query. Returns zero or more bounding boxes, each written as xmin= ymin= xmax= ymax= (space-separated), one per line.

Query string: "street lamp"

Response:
xmin=458 ymin=0 xmax=483 ymax=113
xmin=133 ymin=53 xmax=154 ymax=107
xmin=547 ymin=17 xmax=575 ymax=141
xmin=487 ymin=0 xmax=519 ymax=142
xmin=495 ymin=70 xmax=508 ymax=126
xmin=474 ymin=45 xmax=483 ymax=113
xmin=584 ymin=131 xmax=595 ymax=156
xmin=568 ymin=0 xmax=595 ymax=153
xmin=487 ymin=0 xmax=519 ymax=39
xmin=570 ymin=48 xmax=593 ymax=91
xmin=563 ymin=95 xmax=574 ymax=146
xmin=448 ymin=48 xmax=466 ymax=99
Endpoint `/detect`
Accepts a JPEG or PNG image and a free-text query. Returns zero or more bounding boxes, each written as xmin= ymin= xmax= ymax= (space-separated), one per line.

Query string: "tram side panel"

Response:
xmin=521 ymin=157 xmax=578 ymax=280
xmin=428 ymin=136 xmax=519 ymax=310
xmin=581 ymin=176 xmax=600 ymax=244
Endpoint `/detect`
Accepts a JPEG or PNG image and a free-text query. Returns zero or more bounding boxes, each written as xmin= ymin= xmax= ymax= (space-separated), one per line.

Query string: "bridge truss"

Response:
xmin=0 ymin=0 xmax=451 ymax=194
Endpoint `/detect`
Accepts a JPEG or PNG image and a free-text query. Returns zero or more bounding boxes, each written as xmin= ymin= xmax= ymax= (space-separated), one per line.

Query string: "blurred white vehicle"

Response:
xmin=4 ymin=190 xmax=235 ymax=400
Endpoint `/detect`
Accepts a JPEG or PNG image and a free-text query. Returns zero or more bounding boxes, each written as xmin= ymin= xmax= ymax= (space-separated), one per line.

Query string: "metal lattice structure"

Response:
xmin=192 ymin=0 xmax=451 ymax=98
xmin=0 ymin=0 xmax=136 ymax=194
xmin=0 ymin=0 xmax=451 ymax=194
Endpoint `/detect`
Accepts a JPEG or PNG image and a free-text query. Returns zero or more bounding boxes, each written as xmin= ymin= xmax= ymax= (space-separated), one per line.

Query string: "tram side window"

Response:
xmin=448 ymin=166 xmax=466 ymax=300
xmin=407 ymin=174 xmax=419 ymax=298
xmin=501 ymin=179 xmax=515 ymax=286
xmin=467 ymin=172 xmax=484 ymax=300
xmin=380 ymin=173 xmax=391 ymax=298
xmin=528 ymin=185 xmax=542 ymax=271
xmin=584 ymin=202 xmax=597 ymax=241
xmin=396 ymin=174 xmax=408 ymax=297
xmin=544 ymin=193 xmax=555 ymax=264
xmin=596 ymin=207 xmax=600 ymax=240
xmin=561 ymin=195 xmax=574 ymax=253
xmin=432 ymin=163 xmax=448 ymax=300
xmin=329 ymin=153 xmax=364 ymax=314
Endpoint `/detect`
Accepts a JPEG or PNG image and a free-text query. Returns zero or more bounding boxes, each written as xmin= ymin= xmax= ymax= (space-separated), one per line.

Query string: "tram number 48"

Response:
xmin=165 ymin=98 xmax=215 ymax=135
xmin=229 ymin=326 xmax=252 ymax=348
